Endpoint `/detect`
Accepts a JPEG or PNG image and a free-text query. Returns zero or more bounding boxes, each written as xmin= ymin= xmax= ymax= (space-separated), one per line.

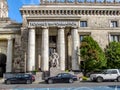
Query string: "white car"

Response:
xmin=90 ymin=69 xmax=120 ymax=82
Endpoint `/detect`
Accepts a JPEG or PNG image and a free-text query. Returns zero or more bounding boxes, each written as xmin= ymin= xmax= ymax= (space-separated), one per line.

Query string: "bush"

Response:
xmin=81 ymin=76 xmax=88 ymax=81
xmin=80 ymin=36 xmax=106 ymax=75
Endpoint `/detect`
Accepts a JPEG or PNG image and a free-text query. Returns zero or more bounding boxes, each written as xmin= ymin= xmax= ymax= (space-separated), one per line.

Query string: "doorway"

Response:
xmin=0 ymin=53 xmax=6 ymax=77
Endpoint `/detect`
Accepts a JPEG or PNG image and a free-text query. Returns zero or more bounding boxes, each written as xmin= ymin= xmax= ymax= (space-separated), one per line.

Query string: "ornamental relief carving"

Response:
xmin=22 ymin=10 xmax=120 ymax=16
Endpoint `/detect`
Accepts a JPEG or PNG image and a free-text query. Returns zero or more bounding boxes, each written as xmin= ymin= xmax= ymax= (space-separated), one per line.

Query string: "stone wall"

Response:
xmin=79 ymin=15 xmax=120 ymax=49
xmin=13 ymin=35 xmax=23 ymax=72
xmin=13 ymin=27 xmax=28 ymax=72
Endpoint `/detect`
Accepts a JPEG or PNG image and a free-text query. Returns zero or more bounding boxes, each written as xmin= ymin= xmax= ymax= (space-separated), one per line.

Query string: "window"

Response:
xmin=110 ymin=35 xmax=120 ymax=42
xmin=80 ymin=35 xmax=88 ymax=42
xmin=80 ymin=21 xmax=87 ymax=27
xmin=110 ymin=21 xmax=118 ymax=27
xmin=111 ymin=70 xmax=117 ymax=74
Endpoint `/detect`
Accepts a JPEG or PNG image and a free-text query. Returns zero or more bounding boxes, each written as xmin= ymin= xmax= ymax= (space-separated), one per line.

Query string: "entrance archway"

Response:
xmin=0 ymin=53 xmax=6 ymax=77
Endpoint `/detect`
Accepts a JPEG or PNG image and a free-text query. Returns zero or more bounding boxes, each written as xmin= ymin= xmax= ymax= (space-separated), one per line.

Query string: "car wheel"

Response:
xmin=117 ymin=77 xmax=120 ymax=82
xmin=96 ymin=77 xmax=103 ymax=82
xmin=69 ymin=79 xmax=73 ymax=83
xmin=6 ymin=80 xmax=11 ymax=84
xmin=48 ymin=79 xmax=53 ymax=84
xmin=26 ymin=80 xmax=32 ymax=84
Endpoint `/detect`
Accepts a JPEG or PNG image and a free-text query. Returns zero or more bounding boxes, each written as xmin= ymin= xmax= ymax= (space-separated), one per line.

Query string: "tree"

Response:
xmin=80 ymin=36 xmax=106 ymax=74
xmin=105 ymin=42 xmax=120 ymax=68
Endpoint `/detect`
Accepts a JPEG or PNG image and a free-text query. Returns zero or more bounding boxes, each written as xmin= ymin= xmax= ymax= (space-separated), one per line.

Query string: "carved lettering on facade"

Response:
xmin=29 ymin=21 xmax=78 ymax=27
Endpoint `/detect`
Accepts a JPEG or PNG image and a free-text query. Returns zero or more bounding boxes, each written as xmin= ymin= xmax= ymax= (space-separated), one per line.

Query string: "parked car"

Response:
xmin=90 ymin=69 xmax=120 ymax=82
xmin=45 ymin=73 xmax=78 ymax=84
xmin=4 ymin=73 xmax=35 ymax=84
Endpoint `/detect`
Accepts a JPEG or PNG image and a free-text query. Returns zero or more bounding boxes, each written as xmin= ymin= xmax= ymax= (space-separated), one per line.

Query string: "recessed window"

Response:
xmin=110 ymin=21 xmax=118 ymax=27
xmin=110 ymin=35 xmax=120 ymax=42
xmin=80 ymin=21 xmax=87 ymax=27
xmin=80 ymin=35 xmax=88 ymax=42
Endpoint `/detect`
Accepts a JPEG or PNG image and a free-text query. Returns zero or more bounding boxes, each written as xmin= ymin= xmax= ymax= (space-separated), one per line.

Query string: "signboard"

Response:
xmin=29 ymin=21 xmax=78 ymax=27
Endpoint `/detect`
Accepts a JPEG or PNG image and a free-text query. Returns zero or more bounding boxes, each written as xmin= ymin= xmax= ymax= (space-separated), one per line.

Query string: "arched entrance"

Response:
xmin=0 ymin=53 xmax=6 ymax=77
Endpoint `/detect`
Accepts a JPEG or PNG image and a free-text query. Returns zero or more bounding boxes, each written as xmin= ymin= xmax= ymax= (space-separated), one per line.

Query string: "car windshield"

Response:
xmin=57 ymin=74 xmax=62 ymax=77
xmin=101 ymin=70 xmax=108 ymax=74
xmin=100 ymin=69 xmax=113 ymax=74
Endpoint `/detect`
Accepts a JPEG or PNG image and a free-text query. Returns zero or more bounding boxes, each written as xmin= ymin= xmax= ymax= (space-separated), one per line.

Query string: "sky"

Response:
xmin=7 ymin=0 xmax=40 ymax=23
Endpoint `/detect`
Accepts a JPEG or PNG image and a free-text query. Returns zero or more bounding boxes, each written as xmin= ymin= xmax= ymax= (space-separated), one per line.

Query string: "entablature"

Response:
xmin=21 ymin=9 xmax=120 ymax=16
xmin=20 ymin=7 xmax=120 ymax=16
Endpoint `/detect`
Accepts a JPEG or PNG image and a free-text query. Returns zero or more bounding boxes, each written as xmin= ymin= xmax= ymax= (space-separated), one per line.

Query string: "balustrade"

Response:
xmin=41 ymin=0 xmax=120 ymax=4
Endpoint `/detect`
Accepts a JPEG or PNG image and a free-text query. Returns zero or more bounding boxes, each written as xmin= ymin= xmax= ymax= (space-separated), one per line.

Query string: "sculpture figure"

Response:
xmin=49 ymin=49 xmax=59 ymax=68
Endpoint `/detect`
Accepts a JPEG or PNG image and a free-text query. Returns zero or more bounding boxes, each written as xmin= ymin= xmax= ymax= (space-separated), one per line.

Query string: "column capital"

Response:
xmin=28 ymin=26 xmax=36 ymax=29
xmin=57 ymin=26 xmax=65 ymax=29
xmin=21 ymin=27 xmax=28 ymax=30
xmin=7 ymin=37 xmax=13 ymax=40
xmin=71 ymin=26 xmax=78 ymax=29
xmin=41 ymin=26 xmax=48 ymax=29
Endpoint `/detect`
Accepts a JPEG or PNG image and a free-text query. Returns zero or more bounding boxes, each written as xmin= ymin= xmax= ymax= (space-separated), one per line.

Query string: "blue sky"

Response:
xmin=7 ymin=0 xmax=40 ymax=23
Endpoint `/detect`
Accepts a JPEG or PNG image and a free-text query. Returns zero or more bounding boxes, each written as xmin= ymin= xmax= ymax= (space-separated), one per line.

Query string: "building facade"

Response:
xmin=0 ymin=0 xmax=120 ymax=76
xmin=0 ymin=0 xmax=21 ymax=76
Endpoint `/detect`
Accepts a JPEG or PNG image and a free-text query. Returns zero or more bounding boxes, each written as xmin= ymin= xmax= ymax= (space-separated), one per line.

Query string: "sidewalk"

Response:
xmin=0 ymin=78 xmax=4 ymax=84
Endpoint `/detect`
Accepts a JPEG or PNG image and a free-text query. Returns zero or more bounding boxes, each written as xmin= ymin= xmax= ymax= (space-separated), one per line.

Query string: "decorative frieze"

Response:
xmin=29 ymin=21 xmax=78 ymax=27
xmin=21 ymin=9 xmax=120 ymax=16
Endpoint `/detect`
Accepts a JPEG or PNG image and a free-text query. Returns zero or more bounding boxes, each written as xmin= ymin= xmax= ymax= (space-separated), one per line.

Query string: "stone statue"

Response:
xmin=49 ymin=49 xmax=59 ymax=68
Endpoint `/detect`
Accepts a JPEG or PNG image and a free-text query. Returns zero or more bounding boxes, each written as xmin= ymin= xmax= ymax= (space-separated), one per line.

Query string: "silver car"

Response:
xmin=90 ymin=69 xmax=120 ymax=82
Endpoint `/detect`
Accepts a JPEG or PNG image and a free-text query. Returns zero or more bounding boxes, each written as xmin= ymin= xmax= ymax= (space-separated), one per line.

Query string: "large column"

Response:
xmin=71 ymin=26 xmax=79 ymax=70
xmin=6 ymin=38 xmax=13 ymax=72
xmin=41 ymin=26 xmax=49 ymax=71
xmin=57 ymin=26 xmax=65 ymax=71
xmin=27 ymin=26 xmax=35 ymax=71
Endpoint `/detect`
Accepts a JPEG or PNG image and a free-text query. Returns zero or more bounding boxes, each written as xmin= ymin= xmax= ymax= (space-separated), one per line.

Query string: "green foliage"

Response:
xmin=105 ymin=42 xmax=120 ymax=68
xmin=82 ymin=76 xmax=88 ymax=81
xmin=80 ymin=36 xmax=106 ymax=74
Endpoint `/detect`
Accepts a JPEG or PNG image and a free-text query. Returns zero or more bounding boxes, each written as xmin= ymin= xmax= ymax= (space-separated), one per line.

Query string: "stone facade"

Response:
xmin=0 ymin=0 xmax=120 ymax=74
xmin=0 ymin=0 xmax=8 ymax=18
xmin=0 ymin=18 xmax=21 ymax=73
xmin=19 ymin=1 xmax=120 ymax=72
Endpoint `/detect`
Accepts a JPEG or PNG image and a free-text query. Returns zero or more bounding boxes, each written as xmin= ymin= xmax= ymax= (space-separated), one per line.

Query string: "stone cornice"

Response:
xmin=20 ymin=5 xmax=120 ymax=10
xmin=0 ymin=30 xmax=20 ymax=34
xmin=20 ymin=8 xmax=120 ymax=16
xmin=40 ymin=0 xmax=120 ymax=5
xmin=41 ymin=3 xmax=120 ymax=5
xmin=26 ymin=16 xmax=81 ymax=20
xmin=0 ymin=17 xmax=22 ymax=28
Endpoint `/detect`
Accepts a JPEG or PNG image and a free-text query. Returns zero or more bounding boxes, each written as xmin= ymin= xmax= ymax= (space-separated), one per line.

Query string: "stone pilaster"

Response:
xmin=57 ymin=26 xmax=65 ymax=71
xmin=41 ymin=26 xmax=49 ymax=71
xmin=27 ymin=26 xmax=35 ymax=71
xmin=21 ymin=27 xmax=28 ymax=72
xmin=71 ymin=26 xmax=79 ymax=70
xmin=6 ymin=38 xmax=13 ymax=72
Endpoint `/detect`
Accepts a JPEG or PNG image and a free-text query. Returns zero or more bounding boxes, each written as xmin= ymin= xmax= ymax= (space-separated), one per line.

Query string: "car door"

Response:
xmin=20 ymin=75 xmax=26 ymax=84
xmin=10 ymin=77 xmax=18 ymax=84
xmin=10 ymin=75 xmax=21 ymax=84
xmin=102 ymin=70 xmax=112 ymax=80
xmin=16 ymin=74 xmax=26 ymax=84
xmin=16 ymin=75 xmax=23 ymax=83
xmin=103 ymin=70 xmax=117 ymax=80
xmin=109 ymin=70 xmax=118 ymax=80
xmin=55 ymin=74 xmax=63 ymax=83
xmin=61 ymin=74 xmax=70 ymax=83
